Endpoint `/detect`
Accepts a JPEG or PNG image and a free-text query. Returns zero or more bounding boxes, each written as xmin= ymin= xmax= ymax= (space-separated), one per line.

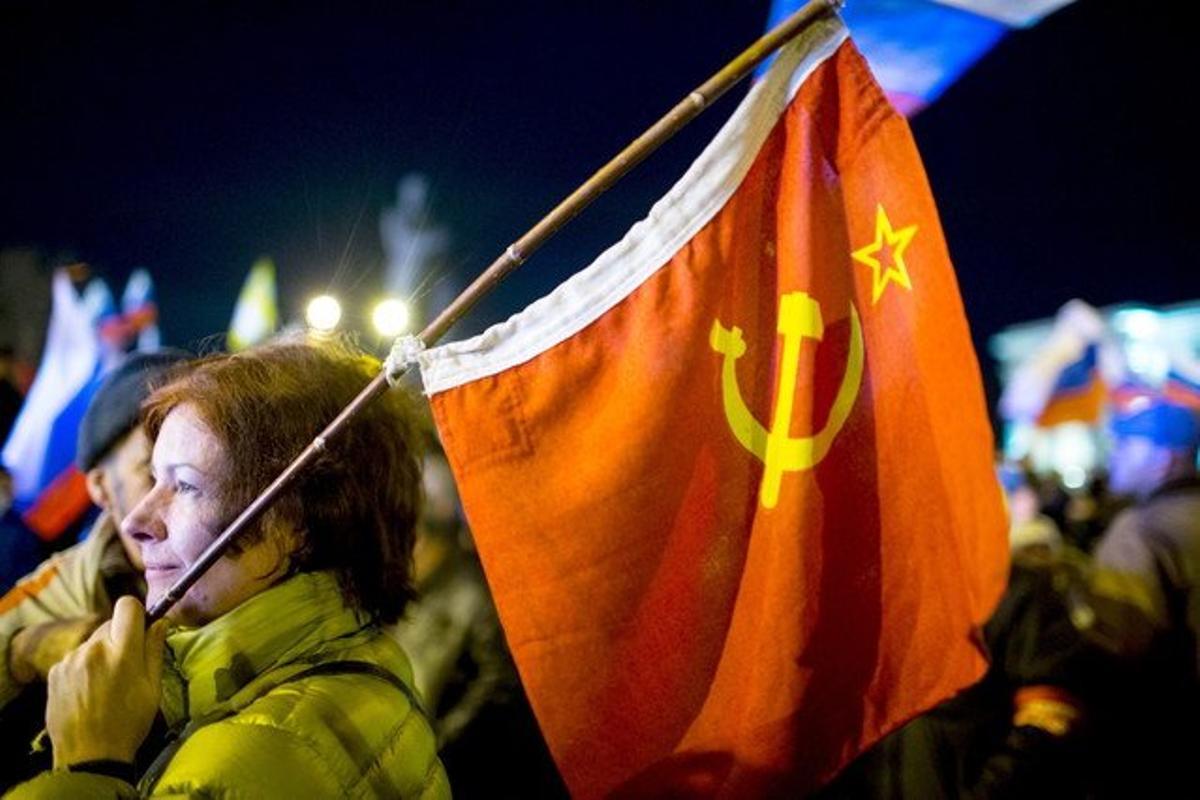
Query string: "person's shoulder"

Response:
xmin=1095 ymin=506 xmax=1148 ymax=557
xmin=0 ymin=531 xmax=102 ymax=622
xmin=170 ymin=660 xmax=446 ymax=798
xmin=1143 ymin=482 xmax=1200 ymax=532
xmin=1097 ymin=482 xmax=1200 ymax=562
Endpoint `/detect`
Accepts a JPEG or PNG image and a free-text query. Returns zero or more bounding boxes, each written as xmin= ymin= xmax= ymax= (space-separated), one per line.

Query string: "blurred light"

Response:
xmin=1114 ymin=307 xmax=1161 ymax=341
xmin=1048 ymin=423 xmax=1098 ymax=489
xmin=1126 ymin=341 xmax=1170 ymax=384
xmin=1004 ymin=422 xmax=1034 ymax=461
xmin=1114 ymin=308 xmax=1169 ymax=383
xmin=372 ymin=298 xmax=411 ymax=337
xmin=1069 ymin=602 xmax=1097 ymax=631
xmin=1061 ymin=465 xmax=1087 ymax=490
xmin=306 ymin=294 xmax=342 ymax=332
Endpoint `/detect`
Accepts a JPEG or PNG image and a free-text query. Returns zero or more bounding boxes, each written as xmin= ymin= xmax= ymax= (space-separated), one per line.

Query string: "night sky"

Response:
xmin=0 ymin=0 xmax=1191 ymax=396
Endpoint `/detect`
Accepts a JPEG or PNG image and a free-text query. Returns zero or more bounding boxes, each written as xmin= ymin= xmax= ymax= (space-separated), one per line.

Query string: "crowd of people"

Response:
xmin=1 ymin=302 xmax=1198 ymax=797
xmin=820 ymin=384 xmax=1200 ymax=798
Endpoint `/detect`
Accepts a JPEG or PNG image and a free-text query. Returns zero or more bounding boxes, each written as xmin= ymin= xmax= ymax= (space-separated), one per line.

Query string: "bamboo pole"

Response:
xmin=146 ymin=0 xmax=842 ymax=622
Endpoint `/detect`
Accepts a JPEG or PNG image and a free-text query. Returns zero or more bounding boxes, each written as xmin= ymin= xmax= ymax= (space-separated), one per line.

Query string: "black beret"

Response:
xmin=76 ymin=349 xmax=192 ymax=472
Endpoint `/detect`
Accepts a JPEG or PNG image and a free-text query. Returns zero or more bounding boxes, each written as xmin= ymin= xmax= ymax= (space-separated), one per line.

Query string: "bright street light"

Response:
xmin=306 ymin=294 xmax=342 ymax=332
xmin=372 ymin=298 xmax=411 ymax=337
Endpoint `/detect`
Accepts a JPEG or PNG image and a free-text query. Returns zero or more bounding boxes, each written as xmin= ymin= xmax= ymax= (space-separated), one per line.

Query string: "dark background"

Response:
xmin=0 ymin=0 xmax=1191 ymax=393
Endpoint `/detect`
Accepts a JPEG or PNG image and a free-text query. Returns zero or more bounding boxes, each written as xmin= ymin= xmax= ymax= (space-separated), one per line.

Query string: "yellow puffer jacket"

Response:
xmin=8 ymin=571 xmax=450 ymax=798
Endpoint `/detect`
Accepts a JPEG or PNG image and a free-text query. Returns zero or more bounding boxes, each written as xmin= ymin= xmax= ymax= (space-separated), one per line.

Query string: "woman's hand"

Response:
xmin=45 ymin=596 xmax=168 ymax=768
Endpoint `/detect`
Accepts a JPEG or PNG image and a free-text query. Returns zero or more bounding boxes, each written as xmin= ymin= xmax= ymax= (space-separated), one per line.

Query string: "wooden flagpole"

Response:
xmin=147 ymin=0 xmax=843 ymax=622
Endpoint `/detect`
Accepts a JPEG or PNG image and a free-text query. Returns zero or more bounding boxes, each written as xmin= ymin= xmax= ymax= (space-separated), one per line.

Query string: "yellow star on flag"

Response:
xmin=851 ymin=204 xmax=918 ymax=304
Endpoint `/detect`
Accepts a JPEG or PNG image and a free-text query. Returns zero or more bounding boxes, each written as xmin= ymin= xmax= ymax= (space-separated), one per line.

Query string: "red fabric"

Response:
xmin=23 ymin=465 xmax=91 ymax=542
xmin=1164 ymin=380 xmax=1200 ymax=411
xmin=99 ymin=303 xmax=159 ymax=346
xmin=430 ymin=42 xmax=1008 ymax=798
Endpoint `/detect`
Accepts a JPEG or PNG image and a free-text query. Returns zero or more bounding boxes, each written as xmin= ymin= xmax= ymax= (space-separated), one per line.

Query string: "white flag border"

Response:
xmin=418 ymin=15 xmax=849 ymax=396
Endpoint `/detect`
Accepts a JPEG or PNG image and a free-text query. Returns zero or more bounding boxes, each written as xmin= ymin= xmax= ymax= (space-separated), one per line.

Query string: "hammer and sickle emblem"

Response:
xmin=710 ymin=292 xmax=864 ymax=509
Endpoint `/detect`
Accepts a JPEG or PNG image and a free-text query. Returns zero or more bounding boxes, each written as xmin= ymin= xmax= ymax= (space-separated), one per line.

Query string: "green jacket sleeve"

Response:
xmin=6 ymin=725 xmax=351 ymax=800
xmin=147 ymin=721 xmax=350 ymax=798
xmin=3 ymin=769 xmax=138 ymax=799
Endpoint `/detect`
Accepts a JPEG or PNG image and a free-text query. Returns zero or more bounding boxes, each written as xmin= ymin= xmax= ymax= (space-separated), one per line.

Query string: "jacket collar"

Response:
xmin=162 ymin=571 xmax=367 ymax=723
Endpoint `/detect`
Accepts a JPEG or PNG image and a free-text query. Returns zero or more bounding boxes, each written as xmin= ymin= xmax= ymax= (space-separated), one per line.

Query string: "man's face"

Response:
xmin=96 ymin=427 xmax=155 ymax=571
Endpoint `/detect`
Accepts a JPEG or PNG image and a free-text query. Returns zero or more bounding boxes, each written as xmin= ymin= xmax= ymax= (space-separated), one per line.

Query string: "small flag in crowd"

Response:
xmin=418 ymin=14 xmax=1007 ymax=797
xmin=1036 ymin=342 xmax=1107 ymax=426
xmin=123 ymin=268 xmax=161 ymax=352
xmin=228 ymin=257 xmax=279 ymax=351
xmin=998 ymin=299 xmax=1119 ymax=427
xmin=1 ymin=271 xmax=109 ymax=539
xmin=96 ymin=268 xmax=162 ymax=355
xmin=1110 ymin=376 xmax=1200 ymax=450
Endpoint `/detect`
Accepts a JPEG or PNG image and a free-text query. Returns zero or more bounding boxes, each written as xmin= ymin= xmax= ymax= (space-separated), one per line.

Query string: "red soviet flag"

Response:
xmin=418 ymin=13 xmax=1008 ymax=798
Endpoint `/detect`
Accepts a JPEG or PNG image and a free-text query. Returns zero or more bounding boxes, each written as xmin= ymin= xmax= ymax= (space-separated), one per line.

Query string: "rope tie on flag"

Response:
xmin=385 ymin=335 xmax=426 ymax=386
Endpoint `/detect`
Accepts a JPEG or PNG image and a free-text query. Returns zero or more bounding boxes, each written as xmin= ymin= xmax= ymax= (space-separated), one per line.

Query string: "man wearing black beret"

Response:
xmin=0 ymin=349 xmax=190 ymax=790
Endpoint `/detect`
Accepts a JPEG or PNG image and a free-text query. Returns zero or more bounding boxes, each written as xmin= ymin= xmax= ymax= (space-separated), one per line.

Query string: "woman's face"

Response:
xmin=122 ymin=403 xmax=286 ymax=627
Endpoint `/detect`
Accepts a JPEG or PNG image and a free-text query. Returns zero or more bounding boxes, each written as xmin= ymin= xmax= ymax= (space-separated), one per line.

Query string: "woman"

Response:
xmin=9 ymin=337 xmax=450 ymax=798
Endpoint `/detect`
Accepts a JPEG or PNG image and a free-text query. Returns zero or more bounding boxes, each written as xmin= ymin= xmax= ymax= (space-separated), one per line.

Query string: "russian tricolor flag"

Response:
xmin=1 ymin=271 xmax=111 ymax=540
xmin=1035 ymin=342 xmax=1107 ymax=426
